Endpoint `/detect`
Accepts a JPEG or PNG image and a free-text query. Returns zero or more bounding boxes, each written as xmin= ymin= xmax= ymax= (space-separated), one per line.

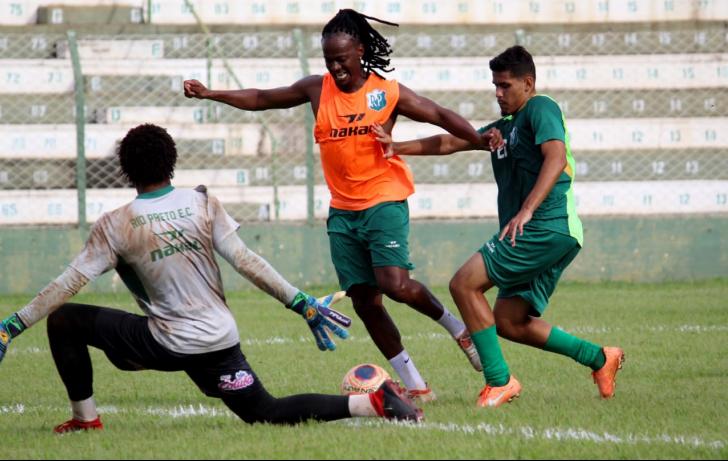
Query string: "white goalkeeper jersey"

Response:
xmin=69 ymin=185 xmax=241 ymax=354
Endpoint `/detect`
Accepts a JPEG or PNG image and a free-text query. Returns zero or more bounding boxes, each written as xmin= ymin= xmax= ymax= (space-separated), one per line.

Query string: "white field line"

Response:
xmin=1 ymin=403 xmax=723 ymax=451
xmin=7 ymin=324 xmax=728 ymax=356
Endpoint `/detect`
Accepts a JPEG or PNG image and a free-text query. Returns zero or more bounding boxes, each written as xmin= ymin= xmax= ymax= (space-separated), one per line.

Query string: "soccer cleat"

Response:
xmin=592 ymin=346 xmax=625 ymax=399
xmin=53 ymin=417 xmax=103 ymax=434
xmin=476 ymin=375 xmax=522 ymax=408
xmin=455 ymin=330 xmax=483 ymax=372
xmin=406 ymin=385 xmax=437 ymax=404
xmin=369 ymin=379 xmax=424 ymax=422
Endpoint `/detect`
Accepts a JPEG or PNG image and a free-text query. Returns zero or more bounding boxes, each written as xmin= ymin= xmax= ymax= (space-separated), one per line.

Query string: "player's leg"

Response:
xmin=46 ymin=304 xmax=104 ymax=433
xmin=327 ymin=206 xmax=432 ymax=398
xmin=47 ymin=303 xmax=189 ymax=433
xmin=368 ymin=201 xmax=481 ymax=372
xmin=347 ymin=284 xmax=431 ymax=401
xmin=449 ymin=251 xmax=519 ymax=407
xmin=494 ymin=236 xmax=624 ymax=398
xmin=191 ymin=346 xmax=422 ymax=423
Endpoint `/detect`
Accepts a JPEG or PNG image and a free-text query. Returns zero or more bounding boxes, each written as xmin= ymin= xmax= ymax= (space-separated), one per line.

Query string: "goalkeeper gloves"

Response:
xmin=0 ymin=313 xmax=26 ymax=365
xmin=287 ymin=291 xmax=351 ymax=351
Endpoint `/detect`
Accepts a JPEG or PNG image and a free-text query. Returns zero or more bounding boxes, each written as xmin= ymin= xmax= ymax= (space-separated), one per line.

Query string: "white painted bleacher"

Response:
xmin=1 ymin=0 xmax=142 ymax=25
xmin=1 ymin=0 xmax=727 ymax=224
xmin=2 ymin=116 xmax=726 ymax=161
xmin=4 ymin=54 xmax=727 ymax=95
xmin=3 ymin=0 xmax=728 ymax=26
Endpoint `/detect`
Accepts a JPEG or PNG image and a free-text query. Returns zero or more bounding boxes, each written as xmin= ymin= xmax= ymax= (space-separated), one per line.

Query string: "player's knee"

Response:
xmin=494 ymin=316 xmax=524 ymax=341
xmin=46 ymin=304 xmax=74 ymax=335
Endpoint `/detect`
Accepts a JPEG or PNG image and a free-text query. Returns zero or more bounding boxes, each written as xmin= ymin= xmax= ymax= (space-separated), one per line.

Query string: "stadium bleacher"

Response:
xmin=1 ymin=0 xmax=727 ymax=224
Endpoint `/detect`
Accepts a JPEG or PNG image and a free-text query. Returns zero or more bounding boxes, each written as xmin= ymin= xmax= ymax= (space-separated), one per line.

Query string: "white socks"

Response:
xmin=437 ymin=307 xmax=466 ymax=338
xmin=347 ymin=393 xmax=378 ymax=417
xmin=389 ymin=349 xmax=427 ymax=390
xmin=71 ymin=396 xmax=98 ymax=422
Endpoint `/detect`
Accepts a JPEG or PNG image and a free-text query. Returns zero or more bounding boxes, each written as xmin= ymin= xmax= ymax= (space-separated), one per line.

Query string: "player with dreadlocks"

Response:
xmin=184 ymin=9 xmax=501 ymax=401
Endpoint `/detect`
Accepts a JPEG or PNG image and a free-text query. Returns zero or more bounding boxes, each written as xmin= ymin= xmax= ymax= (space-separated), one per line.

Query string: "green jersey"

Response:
xmin=479 ymin=95 xmax=583 ymax=246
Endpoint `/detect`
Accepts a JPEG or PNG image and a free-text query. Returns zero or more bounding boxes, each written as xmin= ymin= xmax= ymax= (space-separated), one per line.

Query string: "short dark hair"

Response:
xmin=117 ymin=124 xmax=177 ymax=187
xmin=489 ymin=46 xmax=536 ymax=79
xmin=321 ymin=9 xmax=398 ymax=74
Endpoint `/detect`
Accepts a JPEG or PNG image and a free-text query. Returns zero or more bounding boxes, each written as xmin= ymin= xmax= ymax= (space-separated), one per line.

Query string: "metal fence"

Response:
xmin=0 ymin=4 xmax=727 ymax=225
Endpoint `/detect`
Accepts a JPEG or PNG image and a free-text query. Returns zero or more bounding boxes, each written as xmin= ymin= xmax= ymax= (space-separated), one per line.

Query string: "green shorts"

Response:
xmin=327 ymin=201 xmax=415 ymax=291
xmin=479 ymin=225 xmax=580 ymax=316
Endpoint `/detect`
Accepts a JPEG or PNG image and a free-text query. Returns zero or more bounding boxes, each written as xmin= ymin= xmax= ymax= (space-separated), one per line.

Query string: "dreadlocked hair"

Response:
xmin=321 ymin=9 xmax=398 ymax=74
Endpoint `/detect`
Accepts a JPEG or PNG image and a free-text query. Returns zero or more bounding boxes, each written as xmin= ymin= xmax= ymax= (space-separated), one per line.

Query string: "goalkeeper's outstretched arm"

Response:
xmin=1 ymin=266 xmax=89 ymax=364
xmin=214 ymin=232 xmax=350 ymax=351
xmin=214 ymin=231 xmax=299 ymax=305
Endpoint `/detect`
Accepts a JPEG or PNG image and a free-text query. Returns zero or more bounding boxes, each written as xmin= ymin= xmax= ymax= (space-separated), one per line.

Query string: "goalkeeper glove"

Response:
xmin=287 ymin=291 xmax=351 ymax=351
xmin=0 ymin=313 xmax=26 ymax=365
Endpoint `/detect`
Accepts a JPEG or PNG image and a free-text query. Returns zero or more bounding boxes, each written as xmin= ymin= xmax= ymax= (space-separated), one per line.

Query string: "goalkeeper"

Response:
xmin=0 ymin=124 xmax=422 ymax=433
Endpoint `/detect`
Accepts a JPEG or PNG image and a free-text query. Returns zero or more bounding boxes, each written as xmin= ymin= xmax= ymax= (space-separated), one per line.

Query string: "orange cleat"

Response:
xmin=455 ymin=331 xmax=483 ymax=372
xmin=592 ymin=347 xmax=625 ymax=399
xmin=476 ymin=375 xmax=522 ymax=408
xmin=53 ymin=417 xmax=103 ymax=434
xmin=406 ymin=385 xmax=437 ymax=404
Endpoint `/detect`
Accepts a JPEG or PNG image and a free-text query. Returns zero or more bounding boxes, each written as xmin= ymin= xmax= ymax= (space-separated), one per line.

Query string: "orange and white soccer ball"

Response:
xmin=340 ymin=363 xmax=391 ymax=395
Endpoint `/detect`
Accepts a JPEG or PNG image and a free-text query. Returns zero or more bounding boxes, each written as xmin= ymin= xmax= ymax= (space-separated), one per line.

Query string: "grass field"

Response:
xmin=1 ymin=280 xmax=726 ymax=459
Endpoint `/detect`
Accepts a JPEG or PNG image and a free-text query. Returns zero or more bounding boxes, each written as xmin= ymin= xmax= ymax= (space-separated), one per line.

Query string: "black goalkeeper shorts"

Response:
xmin=55 ymin=303 xmax=265 ymax=399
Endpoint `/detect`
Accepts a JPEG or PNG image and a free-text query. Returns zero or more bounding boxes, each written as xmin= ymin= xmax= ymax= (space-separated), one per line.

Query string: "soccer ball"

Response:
xmin=340 ymin=363 xmax=391 ymax=395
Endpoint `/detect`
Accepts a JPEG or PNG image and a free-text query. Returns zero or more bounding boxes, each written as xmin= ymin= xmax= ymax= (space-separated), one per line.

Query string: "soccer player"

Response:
xmin=0 ymin=124 xmax=423 ymax=433
xmin=183 ymin=9 xmax=495 ymax=401
xmin=372 ymin=46 xmax=625 ymax=407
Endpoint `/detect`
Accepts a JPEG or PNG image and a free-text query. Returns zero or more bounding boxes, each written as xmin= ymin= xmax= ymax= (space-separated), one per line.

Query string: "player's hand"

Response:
xmin=287 ymin=291 xmax=351 ymax=351
xmin=183 ymin=79 xmax=211 ymax=99
xmin=481 ymin=127 xmax=505 ymax=152
xmin=0 ymin=322 xmax=12 ymax=365
xmin=499 ymin=208 xmax=533 ymax=247
xmin=372 ymin=123 xmax=395 ymax=159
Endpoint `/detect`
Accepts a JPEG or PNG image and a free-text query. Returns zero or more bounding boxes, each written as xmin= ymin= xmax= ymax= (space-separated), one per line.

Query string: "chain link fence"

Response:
xmin=0 ymin=5 xmax=726 ymax=224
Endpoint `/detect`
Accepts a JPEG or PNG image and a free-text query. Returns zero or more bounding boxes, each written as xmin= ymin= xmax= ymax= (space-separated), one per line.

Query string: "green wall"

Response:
xmin=0 ymin=216 xmax=726 ymax=295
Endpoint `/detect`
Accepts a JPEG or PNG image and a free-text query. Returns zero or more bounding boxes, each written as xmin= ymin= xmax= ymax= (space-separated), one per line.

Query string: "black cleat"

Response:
xmin=370 ymin=379 xmax=424 ymax=422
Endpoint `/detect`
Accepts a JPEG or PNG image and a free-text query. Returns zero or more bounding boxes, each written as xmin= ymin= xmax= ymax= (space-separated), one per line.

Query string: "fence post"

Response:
xmin=293 ymin=28 xmax=315 ymax=226
xmin=67 ymin=30 xmax=87 ymax=233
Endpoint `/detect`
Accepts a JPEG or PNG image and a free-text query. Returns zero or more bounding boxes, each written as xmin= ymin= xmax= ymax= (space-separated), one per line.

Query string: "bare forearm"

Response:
xmin=522 ymin=152 xmax=566 ymax=213
xmin=205 ymin=89 xmax=264 ymax=111
xmin=437 ymin=109 xmax=482 ymax=146
xmin=393 ymin=134 xmax=472 ymax=156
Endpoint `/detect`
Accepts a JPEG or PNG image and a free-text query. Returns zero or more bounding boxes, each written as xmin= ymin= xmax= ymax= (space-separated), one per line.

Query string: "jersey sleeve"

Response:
xmin=529 ymin=96 xmax=566 ymax=145
xmin=477 ymin=120 xmax=499 ymax=134
xmin=207 ymin=193 xmax=241 ymax=248
xmin=68 ymin=214 xmax=118 ymax=281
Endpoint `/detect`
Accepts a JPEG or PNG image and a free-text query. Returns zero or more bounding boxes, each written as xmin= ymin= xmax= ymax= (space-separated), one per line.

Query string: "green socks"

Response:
xmin=470 ymin=325 xmax=606 ymax=385
xmin=471 ymin=326 xmax=510 ymax=387
xmin=544 ymin=327 xmax=605 ymax=371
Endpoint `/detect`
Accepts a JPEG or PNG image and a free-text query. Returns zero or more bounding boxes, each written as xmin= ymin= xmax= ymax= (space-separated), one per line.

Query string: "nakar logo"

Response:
xmin=366 ymin=89 xmax=387 ymax=111
xmin=219 ymin=370 xmax=255 ymax=391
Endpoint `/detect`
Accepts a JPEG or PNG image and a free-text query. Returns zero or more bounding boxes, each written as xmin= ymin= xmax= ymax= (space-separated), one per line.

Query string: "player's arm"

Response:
xmin=206 ymin=193 xmax=350 ymax=351
xmin=214 ymin=232 xmax=350 ymax=351
xmin=372 ymin=123 xmax=502 ymax=158
xmin=183 ymin=75 xmax=321 ymax=110
xmin=395 ymin=83 xmax=484 ymax=147
xmin=0 ymin=220 xmax=115 ymax=365
xmin=499 ymin=139 xmax=566 ymax=247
